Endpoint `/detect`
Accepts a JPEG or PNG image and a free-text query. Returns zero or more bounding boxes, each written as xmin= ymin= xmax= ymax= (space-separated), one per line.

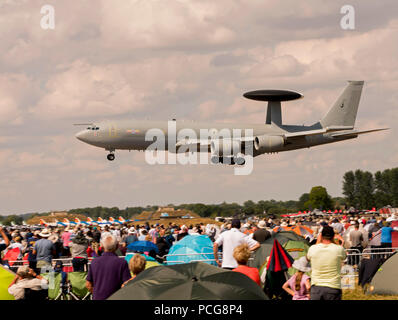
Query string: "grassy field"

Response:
xmin=343 ymin=286 xmax=398 ymax=300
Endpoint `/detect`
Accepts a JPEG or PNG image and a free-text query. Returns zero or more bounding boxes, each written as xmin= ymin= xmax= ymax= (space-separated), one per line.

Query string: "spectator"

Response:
xmin=92 ymin=227 xmax=101 ymax=244
xmin=331 ymin=218 xmax=344 ymax=236
xmin=213 ymin=219 xmax=260 ymax=270
xmin=0 ymin=227 xmax=10 ymax=264
xmin=306 ymin=226 xmax=346 ymax=300
xmin=86 ymin=235 xmax=131 ymax=300
xmin=232 ymin=244 xmax=261 ymax=286
xmin=122 ymin=254 xmax=147 ymax=287
xmin=177 ymin=226 xmax=189 ymax=241
xmin=32 ymin=229 xmax=56 ymax=270
xmin=282 ymin=256 xmax=311 ymax=300
xmin=348 ymin=223 xmax=364 ymax=266
xmin=8 ymin=266 xmax=48 ymax=300
xmin=123 ymin=228 xmax=138 ymax=247
xmin=26 ymin=230 xmax=40 ymax=271
xmin=138 ymin=229 xmax=148 ymax=241
xmin=70 ymin=231 xmax=89 ymax=272
xmin=252 ymin=221 xmax=271 ymax=243
xmin=380 ymin=222 xmax=398 ymax=258
xmin=155 ymin=228 xmax=170 ymax=257
xmin=5 ymin=236 xmax=24 ymax=261
xmin=61 ymin=228 xmax=72 ymax=257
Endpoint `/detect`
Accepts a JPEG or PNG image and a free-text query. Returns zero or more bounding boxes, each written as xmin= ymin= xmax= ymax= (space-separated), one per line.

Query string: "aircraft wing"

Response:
xmin=175 ymin=137 xmax=254 ymax=149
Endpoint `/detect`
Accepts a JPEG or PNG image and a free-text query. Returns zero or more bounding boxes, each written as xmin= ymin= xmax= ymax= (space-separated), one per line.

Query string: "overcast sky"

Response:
xmin=0 ymin=0 xmax=397 ymax=215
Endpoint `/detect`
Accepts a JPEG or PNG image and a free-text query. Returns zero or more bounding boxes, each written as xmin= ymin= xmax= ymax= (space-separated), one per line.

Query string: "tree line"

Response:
xmin=1 ymin=167 xmax=397 ymax=225
xmin=342 ymin=167 xmax=398 ymax=209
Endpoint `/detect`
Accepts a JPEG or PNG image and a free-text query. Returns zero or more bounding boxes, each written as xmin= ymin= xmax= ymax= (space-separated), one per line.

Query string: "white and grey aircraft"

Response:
xmin=75 ymin=81 xmax=388 ymax=165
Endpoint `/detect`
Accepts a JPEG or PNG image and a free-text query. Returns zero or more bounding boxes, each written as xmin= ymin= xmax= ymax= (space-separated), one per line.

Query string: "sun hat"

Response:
xmin=39 ymin=229 xmax=51 ymax=238
xmin=128 ymin=227 xmax=136 ymax=234
xmin=292 ymin=256 xmax=311 ymax=272
xmin=280 ymin=222 xmax=288 ymax=227
xmin=258 ymin=221 xmax=267 ymax=229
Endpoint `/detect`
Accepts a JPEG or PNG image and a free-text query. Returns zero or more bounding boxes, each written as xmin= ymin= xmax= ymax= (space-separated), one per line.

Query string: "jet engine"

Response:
xmin=254 ymin=135 xmax=285 ymax=153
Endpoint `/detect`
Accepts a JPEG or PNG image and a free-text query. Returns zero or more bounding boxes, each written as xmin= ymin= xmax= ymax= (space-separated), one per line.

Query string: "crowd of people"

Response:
xmin=0 ymin=212 xmax=397 ymax=301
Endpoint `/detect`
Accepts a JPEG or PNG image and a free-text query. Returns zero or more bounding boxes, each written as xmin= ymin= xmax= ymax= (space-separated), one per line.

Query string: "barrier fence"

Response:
xmin=4 ymin=247 xmax=398 ymax=272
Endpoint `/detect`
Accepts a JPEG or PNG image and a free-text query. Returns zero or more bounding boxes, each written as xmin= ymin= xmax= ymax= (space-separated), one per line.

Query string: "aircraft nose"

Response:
xmin=76 ymin=130 xmax=89 ymax=142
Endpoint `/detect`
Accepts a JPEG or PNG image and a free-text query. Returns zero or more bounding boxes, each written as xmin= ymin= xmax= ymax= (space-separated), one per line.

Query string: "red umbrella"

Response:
xmin=266 ymin=239 xmax=294 ymax=272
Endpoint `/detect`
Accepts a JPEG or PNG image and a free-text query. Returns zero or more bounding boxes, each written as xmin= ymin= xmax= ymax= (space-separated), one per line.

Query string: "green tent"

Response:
xmin=369 ymin=253 xmax=398 ymax=295
xmin=0 ymin=265 xmax=15 ymax=300
xmin=109 ymin=261 xmax=268 ymax=300
xmin=249 ymin=231 xmax=309 ymax=277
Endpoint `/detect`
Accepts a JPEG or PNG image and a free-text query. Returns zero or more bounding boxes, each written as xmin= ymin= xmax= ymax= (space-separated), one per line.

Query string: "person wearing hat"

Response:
xmin=282 ymin=256 xmax=311 ymax=300
xmin=32 ymin=229 xmax=56 ymax=270
xmin=252 ymin=220 xmax=271 ymax=243
xmin=122 ymin=228 xmax=138 ymax=248
xmin=306 ymin=225 xmax=347 ymax=300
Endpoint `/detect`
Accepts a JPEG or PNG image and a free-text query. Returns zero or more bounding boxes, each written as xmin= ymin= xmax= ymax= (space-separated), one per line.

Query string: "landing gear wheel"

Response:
xmin=210 ymin=156 xmax=220 ymax=164
xmin=107 ymin=153 xmax=115 ymax=161
xmin=233 ymin=156 xmax=246 ymax=166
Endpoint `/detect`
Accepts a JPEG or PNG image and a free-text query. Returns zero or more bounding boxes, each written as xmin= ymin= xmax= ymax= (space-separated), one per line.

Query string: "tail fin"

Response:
xmin=320 ymin=81 xmax=364 ymax=128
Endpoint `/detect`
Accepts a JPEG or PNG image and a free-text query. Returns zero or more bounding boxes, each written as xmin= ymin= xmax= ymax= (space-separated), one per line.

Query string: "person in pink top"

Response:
xmin=61 ymin=228 xmax=72 ymax=256
xmin=282 ymin=256 xmax=311 ymax=300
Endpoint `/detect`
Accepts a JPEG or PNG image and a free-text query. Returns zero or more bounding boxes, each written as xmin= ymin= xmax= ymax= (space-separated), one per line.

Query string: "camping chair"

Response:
xmin=67 ymin=272 xmax=91 ymax=300
xmin=41 ymin=272 xmax=69 ymax=300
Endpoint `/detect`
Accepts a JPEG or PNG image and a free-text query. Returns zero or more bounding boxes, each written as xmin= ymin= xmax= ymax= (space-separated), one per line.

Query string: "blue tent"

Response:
xmin=127 ymin=241 xmax=159 ymax=254
xmin=166 ymin=235 xmax=216 ymax=266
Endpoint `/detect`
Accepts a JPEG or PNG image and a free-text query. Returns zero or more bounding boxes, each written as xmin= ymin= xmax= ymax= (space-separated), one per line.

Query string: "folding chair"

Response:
xmin=41 ymin=272 xmax=69 ymax=300
xmin=67 ymin=271 xmax=91 ymax=300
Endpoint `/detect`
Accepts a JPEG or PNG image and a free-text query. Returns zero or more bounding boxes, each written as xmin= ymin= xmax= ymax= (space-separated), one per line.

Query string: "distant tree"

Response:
xmin=391 ymin=168 xmax=398 ymax=207
xmin=306 ymin=186 xmax=333 ymax=210
xmin=342 ymin=171 xmax=356 ymax=207
xmin=297 ymin=193 xmax=310 ymax=210
xmin=357 ymin=170 xmax=374 ymax=209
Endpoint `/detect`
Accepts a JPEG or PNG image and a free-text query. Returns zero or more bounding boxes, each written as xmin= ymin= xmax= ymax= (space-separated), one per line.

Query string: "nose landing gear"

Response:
xmin=107 ymin=152 xmax=115 ymax=161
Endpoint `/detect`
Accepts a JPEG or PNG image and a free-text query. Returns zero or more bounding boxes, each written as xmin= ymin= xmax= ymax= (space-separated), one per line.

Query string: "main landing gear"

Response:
xmin=210 ymin=155 xmax=246 ymax=166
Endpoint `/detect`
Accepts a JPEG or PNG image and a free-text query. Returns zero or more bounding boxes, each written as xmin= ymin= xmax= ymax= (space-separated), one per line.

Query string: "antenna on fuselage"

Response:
xmin=243 ymin=89 xmax=303 ymax=126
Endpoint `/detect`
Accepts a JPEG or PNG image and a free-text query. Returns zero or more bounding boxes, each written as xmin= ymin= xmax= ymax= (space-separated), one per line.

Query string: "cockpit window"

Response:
xmin=87 ymin=126 xmax=100 ymax=130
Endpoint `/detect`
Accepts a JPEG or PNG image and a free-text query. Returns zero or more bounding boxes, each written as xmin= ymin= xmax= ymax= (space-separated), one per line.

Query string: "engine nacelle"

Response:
xmin=254 ymin=135 xmax=285 ymax=153
xmin=210 ymin=139 xmax=241 ymax=157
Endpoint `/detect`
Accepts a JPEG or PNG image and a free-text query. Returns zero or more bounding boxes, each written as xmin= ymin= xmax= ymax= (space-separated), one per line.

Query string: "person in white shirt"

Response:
xmin=8 ymin=266 xmax=48 ymax=300
xmin=213 ymin=219 xmax=260 ymax=269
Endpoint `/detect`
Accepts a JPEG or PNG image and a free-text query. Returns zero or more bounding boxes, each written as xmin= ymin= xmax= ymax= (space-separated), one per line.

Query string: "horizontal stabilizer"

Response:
xmin=283 ymin=126 xmax=354 ymax=139
xmin=330 ymin=128 xmax=389 ymax=138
